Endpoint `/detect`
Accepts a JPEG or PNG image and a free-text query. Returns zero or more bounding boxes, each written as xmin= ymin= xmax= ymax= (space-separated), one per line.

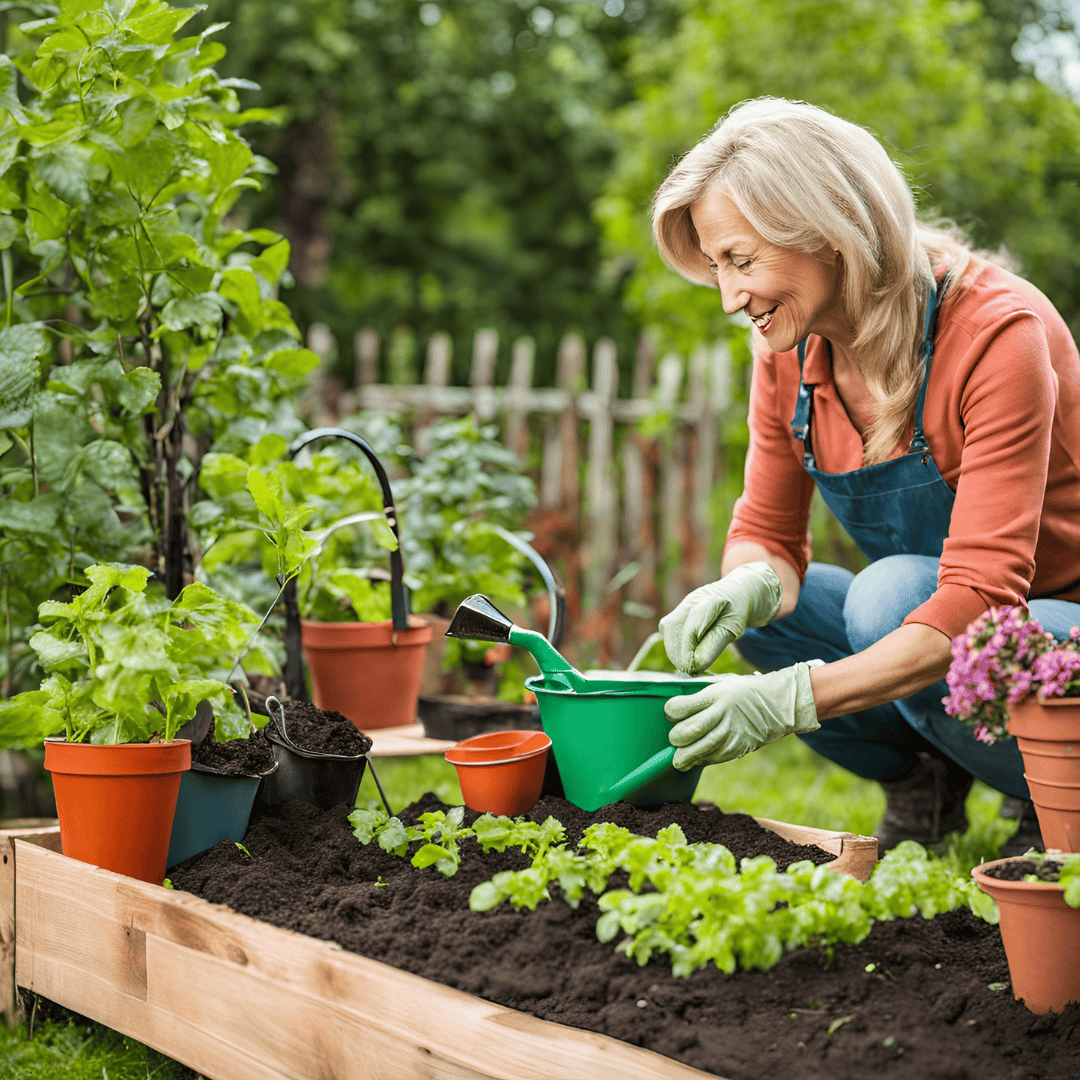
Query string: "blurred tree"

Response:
xmin=182 ymin=0 xmax=678 ymax=387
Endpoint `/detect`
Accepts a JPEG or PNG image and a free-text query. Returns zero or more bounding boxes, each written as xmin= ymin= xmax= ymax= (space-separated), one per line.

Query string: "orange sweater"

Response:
xmin=725 ymin=260 xmax=1080 ymax=640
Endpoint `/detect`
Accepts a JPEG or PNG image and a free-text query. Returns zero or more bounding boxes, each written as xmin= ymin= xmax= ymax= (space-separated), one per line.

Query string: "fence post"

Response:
xmin=303 ymin=322 xmax=338 ymax=426
xmin=355 ymin=328 xmax=380 ymax=389
xmin=471 ymin=329 xmax=499 ymax=424
xmin=622 ymin=332 xmax=660 ymax=639
xmin=540 ymin=333 xmax=585 ymax=514
xmin=583 ymin=338 xmax=618 ymax=615
xmin=505 ymin=337 xmax=535 ymax=462
xmin=415 ymin=332 xmax=452 ymax=456
xmin=656 ymin=352 xmax=687 ymax=616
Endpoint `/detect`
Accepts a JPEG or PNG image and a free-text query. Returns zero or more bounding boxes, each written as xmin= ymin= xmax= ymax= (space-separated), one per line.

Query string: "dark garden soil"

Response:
xmin=190 ymin=722 xmax=276 ymax=776
xmin=277 ymin=699 xmax=372 ymax=756
xmin=984 ymin=858 xmax=1065 ymax=882
xmin=170 ymin=794 xmax=1080 ymax=1080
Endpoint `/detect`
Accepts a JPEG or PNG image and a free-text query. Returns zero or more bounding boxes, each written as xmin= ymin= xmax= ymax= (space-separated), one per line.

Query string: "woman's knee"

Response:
xmin=844 ymin=554 xmax=939 ymax=653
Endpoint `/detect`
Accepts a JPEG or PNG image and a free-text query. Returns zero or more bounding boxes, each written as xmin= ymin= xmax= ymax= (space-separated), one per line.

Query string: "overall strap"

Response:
xmin=790 ymin=338 xmax=812 ymax=442
xmin=909 ymin=283 xmax=939 ymax=454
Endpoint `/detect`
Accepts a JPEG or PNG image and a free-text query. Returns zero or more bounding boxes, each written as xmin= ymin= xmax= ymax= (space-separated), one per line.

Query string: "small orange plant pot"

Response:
xmin=44 ymin=738 xmax=191 ymax=885
xmin=445 ymin=730 xmax=551 ymax=816
xmin=972 ymin=857 xmax=1080 ymax=1014
xmin=1007 ymin=696 xmax=1080 ymax=851
xmin=301 ymin=617 xmax=433 ymax=731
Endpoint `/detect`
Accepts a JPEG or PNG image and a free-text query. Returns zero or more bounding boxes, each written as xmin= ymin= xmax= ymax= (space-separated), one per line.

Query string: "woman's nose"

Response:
xmin=717 ymin=274 xmax=750 ymax=315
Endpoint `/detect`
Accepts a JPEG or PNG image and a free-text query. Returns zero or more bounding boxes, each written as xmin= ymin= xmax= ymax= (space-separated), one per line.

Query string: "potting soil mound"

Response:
xmin=983 ymin=858 xmax=1065 ymax=882
xmin=170 ymin=795 xmax=1080 ymax=1080
xmin=191 ymin=722 xmax=275 ymax=776
xmin=280 ymin=699 xmax=372 ymax=756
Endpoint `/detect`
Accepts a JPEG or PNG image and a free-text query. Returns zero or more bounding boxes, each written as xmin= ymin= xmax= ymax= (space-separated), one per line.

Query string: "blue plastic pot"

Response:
xmin=166 ymin=760 xmax=276 ymax=869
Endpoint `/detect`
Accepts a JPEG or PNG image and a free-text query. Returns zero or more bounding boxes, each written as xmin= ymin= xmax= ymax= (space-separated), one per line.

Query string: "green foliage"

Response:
xmin=600 ymin=0 xmax=1080 ymax=353
xmin=0 ymin=562 xmax=267 ymax=745
xmin=397 ymin=416 xmax=538 ymax=615
xmin=186 ymin=0 xmax=668 ymax=385
xmin=0 ymin=0 xmax=315 ymax=696
xmin=348 ymin=802 xmax=475 ymax=877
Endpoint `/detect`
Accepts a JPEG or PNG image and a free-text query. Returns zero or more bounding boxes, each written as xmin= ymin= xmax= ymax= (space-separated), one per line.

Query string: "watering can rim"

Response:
xmin=524 ymin=674 xmax=716 ymax=699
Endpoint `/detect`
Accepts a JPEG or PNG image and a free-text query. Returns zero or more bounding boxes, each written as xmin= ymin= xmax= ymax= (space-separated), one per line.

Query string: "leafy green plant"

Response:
xmin=348 ymin=803 xmax=477 ymax=877
xmin=0 ymin=562 xmax=271 ymax=745
xmin=1020 ymin=851 xmax=1080 ymax=908
xmin=0 ymin=0 xmax=318 ymax=697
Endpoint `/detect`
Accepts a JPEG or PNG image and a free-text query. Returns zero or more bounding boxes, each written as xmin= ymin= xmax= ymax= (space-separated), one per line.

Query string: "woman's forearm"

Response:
xmin=721 ymin=541 xmax=802 ymax=618
xmin=808 ymin=621 xmax=953 ymax=720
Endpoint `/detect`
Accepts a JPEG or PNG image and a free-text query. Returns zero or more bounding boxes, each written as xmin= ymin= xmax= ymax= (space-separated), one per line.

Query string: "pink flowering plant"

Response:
xmin=944 ymin=606 xmax=1080 ymax=745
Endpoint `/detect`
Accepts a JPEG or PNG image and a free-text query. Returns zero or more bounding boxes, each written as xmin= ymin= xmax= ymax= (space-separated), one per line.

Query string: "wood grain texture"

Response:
xmin=13 ymin=840 xmax=716 ymax=1080
xmin=755 ymin=816 xmax=879 ymax=882
xmin=1 ymin=821 xmax=61 ymax=1024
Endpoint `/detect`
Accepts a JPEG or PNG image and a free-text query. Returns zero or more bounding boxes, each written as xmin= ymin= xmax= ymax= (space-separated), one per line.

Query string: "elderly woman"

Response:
xmin=653 ymin=98 xmax=1080 ymax=854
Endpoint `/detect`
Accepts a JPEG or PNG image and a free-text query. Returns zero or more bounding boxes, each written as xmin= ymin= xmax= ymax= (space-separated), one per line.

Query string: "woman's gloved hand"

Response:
xmin=658 ymin=561 xmax=783 ymax=676
xmin=664 ymin=660 xmax=824 ymax=771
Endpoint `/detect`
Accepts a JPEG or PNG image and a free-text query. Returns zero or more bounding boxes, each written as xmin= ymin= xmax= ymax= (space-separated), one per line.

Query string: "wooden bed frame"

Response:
xmin=0 ymin=816 xmax=875 ymax=1080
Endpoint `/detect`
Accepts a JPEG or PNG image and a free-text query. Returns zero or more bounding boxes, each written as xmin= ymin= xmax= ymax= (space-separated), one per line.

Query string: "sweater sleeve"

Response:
xmin=903 ymin=314 xmax=1057 ymax=639
xmin=724 ymin=347 xmax=816 ymax=578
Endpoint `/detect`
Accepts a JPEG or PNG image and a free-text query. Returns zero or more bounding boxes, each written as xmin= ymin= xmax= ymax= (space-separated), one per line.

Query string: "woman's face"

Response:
xmin=689 ymin=187 xmax=849 ymax=353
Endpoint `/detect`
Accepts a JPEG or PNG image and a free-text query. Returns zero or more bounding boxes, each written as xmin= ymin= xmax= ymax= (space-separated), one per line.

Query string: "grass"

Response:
xmin=11 ymin=737 xmax=1018 ymax=1077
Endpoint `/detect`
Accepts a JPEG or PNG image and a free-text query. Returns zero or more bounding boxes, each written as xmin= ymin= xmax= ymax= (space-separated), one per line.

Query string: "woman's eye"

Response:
xmin=736 ymin=259 xmax=753 ymax=271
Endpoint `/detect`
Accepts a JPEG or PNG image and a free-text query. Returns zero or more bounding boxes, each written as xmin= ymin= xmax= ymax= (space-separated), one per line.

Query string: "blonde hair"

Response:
xmin=653 ymin=98 xmax=975 ymax=465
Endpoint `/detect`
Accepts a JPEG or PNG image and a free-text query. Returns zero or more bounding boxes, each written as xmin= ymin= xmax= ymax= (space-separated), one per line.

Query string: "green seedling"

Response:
xmin=235 ymin=842 xmax=253 ymax=858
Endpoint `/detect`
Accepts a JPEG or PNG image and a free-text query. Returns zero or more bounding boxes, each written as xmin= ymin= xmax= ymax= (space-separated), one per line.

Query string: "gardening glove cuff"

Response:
xmin=664 ymin=659 xmax=824 ymax=771
xmin=658 ymin=562 xmax=783 ymax=676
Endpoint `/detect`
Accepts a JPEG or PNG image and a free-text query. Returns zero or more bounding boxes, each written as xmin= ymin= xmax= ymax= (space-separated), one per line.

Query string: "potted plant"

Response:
xmin=0 ymin=563 xmax=273 ymax=883
xmin=944 ymin=605 xmax=1080 ymax=850
xmin=972 ymin=851 xmax=1080 ymax=1013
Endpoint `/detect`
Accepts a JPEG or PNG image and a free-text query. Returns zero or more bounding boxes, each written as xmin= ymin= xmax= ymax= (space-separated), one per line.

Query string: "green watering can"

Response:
xmin=445 ymin=596 xmax=712 ymax=811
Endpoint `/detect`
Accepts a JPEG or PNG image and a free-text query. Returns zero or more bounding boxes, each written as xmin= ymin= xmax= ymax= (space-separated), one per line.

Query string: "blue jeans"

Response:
xmin=738 ymin=556 xmax=1080 ymax=800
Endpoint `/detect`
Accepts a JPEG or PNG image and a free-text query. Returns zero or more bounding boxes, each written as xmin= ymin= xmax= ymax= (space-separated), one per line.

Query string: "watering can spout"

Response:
xmin=446 ymin=594 xmax=516 ymax=644
xmin=445 ymin=595 xmax=589 ymax=692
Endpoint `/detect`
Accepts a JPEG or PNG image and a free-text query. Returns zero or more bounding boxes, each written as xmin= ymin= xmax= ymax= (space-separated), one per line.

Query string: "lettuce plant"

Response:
xmin=0 ymin=562 xmax=272 ymax=745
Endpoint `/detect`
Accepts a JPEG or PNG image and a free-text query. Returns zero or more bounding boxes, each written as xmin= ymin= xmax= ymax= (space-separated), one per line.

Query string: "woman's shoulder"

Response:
xmin=943 ymin=258 xmax=1065 ymax=340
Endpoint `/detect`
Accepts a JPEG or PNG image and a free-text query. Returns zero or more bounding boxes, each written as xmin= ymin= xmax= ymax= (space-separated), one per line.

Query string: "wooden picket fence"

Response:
xmin=299 ymin=324 xmax=738 ymax=668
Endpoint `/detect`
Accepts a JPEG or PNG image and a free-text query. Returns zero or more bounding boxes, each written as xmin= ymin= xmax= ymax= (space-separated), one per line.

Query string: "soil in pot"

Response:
xmin=169 ymin=795 xmax=1080 ymax=1080
xmin=190 ymin=724 xmax=276 ymax=776
xmin=276 ymin=699 xmax=373 ymax=756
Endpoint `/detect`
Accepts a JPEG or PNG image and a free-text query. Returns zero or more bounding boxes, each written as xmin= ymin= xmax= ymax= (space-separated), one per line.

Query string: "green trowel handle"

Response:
xmin=593 ymin=744 xmax=677 ymax=805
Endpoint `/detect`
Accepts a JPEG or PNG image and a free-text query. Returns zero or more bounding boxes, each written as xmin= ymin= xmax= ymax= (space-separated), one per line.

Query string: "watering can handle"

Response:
xmin=592 ymin=744 xmax=677 ymax=806
xmin=289 ymin=427 xmax=409 ymax=632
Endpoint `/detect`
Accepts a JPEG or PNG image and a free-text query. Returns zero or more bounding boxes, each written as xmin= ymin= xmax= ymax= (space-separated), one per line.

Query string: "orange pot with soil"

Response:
xmin=301 ymin=617 xmax=433 ymax=731
xmin=972 ymin=856 xmax=1080 ymax=1014
xmin=1007 ymin=696 xmax=1080 ymax=851
xmin=44 ymin=738 xmax=190 ymax=885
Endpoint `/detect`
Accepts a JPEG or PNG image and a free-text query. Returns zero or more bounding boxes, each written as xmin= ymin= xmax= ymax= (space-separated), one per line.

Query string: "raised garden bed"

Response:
xmin=5 ymin=801 xmax=1080 ymax=1080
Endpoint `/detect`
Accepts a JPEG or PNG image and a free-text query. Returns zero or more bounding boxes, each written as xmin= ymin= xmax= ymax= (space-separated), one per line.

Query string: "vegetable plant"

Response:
xmin=0 ymin=562 xmax=272 ymax=745
xmin=348 ymin=804 xmax=1000 ymax=978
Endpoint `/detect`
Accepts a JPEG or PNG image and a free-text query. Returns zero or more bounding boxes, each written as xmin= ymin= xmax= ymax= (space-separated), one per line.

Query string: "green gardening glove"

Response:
xmin=664 ymin=660 xmax=824 ymax=771
xmin=658 ymin=561 xmax=783 ymax=676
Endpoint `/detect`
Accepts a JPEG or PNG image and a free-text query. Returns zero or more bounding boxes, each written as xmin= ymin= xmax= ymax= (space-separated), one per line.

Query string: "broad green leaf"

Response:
xmin=219 ymin=267 xmax=261 ymax=332
xmin=0 ymin=494 xmax=60 ymax=535
xmin=264 ymin=348 xmax=319 ymax=378
xmin=28 ymin=629 xmax=87 ymax=672
xmin=117 ymin=367 xmax=161 ymax=416
xmin=0 ymin=214 xmax=18 ymax=249
xmin=246 ymin=467 xmax=280 ymax=521
xmin=248 ymin=239 xmax=290 ymax=283
xmin=158 ymin=295 xmax=223 ymax=338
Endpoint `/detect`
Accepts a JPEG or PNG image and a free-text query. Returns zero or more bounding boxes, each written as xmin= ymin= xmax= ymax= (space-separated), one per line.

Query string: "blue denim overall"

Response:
xmin=738 ymin=286 xmax=1032 ymax=797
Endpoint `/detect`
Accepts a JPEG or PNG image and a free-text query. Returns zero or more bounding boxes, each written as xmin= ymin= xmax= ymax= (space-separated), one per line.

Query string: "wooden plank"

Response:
xmin=583 ymin=338 xmax=618 ymax=612
xmin=14 ymin=842 xmax=714 ymax=1080
xmin=366 ymin=723 xmax=456 ymax=758
xmin=556 ymin=334 xmax=585 ymax=516
xmin=755 ymin=817 xmax=879 ymax=882
xmin=415 ymin=331 xmax=453 ymax=456
xmin=471 ymin=328 xmax=499 ymax=424
xmin=686 ymin=346 xmax=713 ymax=588
xmin=355 ymin=327 xmax=380 ymax=387
xmin=0 ymin=821 xmax=61 ymax=1024
xmin=504 ymin=337 xmax=535 ymax=461
xmin=655 ymin=354 xmax=687 ymax=615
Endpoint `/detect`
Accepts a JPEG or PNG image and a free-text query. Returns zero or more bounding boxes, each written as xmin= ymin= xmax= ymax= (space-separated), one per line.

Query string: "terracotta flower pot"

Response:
xmin=301 ymin=616 xmax=433 ymax=731
xmin=1007 ymin=696 xmax=1080 ymax=851
xmin=972 ymin=857 xmax=1080 ymax=1014
xmin=44 ymin=739 xmax=190 ymax=885
xmin=445 ymin=730 xmax=551 ymax=816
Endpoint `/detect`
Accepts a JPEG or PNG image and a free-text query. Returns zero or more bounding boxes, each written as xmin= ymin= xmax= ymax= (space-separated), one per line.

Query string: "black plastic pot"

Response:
xmin=256 ymin=726 xmax=367 ymax=812
xmin=417 ymin=694 xmax=543 ymax=741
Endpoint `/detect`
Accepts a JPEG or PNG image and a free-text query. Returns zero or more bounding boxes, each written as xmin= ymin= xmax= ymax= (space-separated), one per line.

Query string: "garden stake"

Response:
xmin=365 ymin=755 xmax=394 ymax=817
